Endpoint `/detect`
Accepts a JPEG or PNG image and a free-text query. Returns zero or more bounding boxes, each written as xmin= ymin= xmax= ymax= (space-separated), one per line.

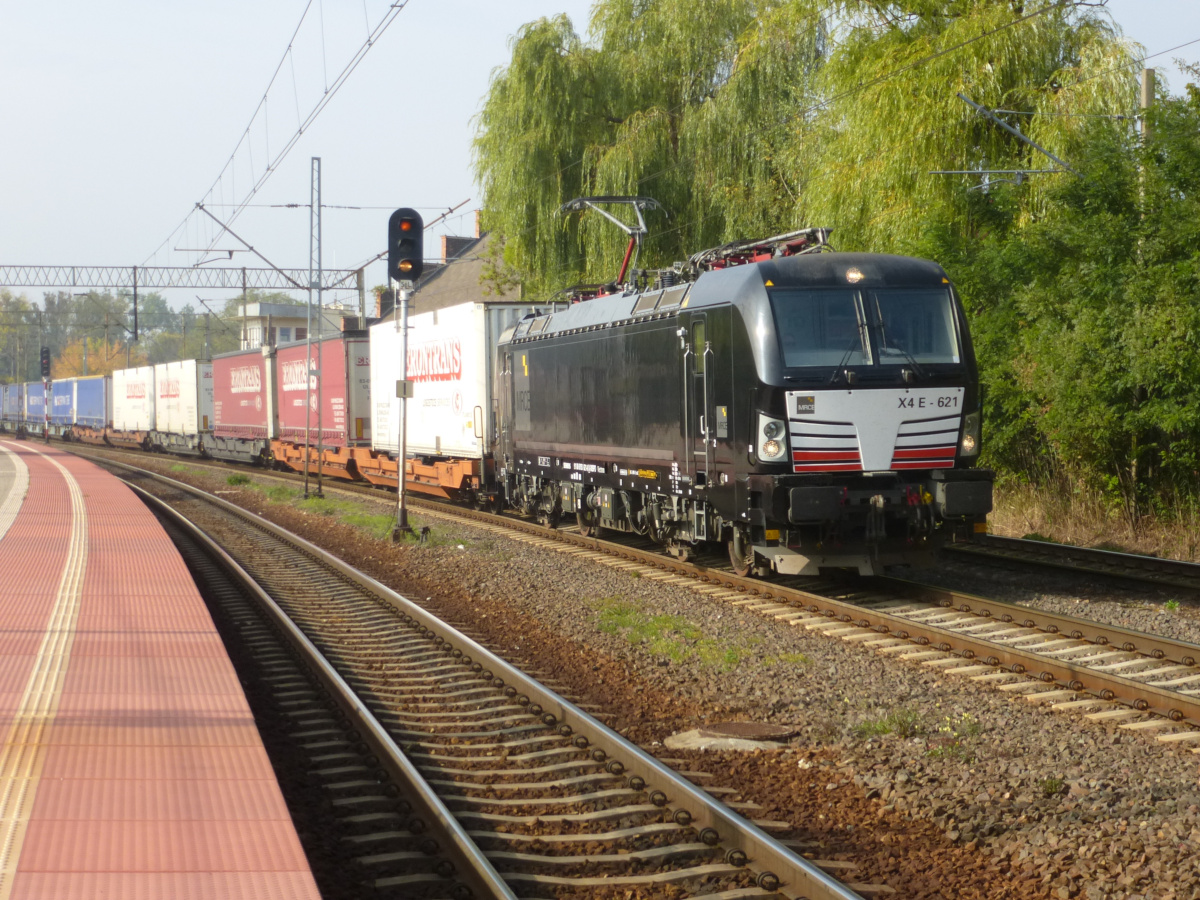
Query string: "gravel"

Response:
xmin=99 ymin=453 xmax=1200 ymax=900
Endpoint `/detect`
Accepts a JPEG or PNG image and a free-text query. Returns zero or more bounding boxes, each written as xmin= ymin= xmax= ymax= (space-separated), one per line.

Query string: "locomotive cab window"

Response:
xmin=770 ymin=288 xmax=869 ymax=368
xmin=868 ymin=289 xmax=959 ymax=365
xmin=770 ymin=287 xmax=960 ymax=368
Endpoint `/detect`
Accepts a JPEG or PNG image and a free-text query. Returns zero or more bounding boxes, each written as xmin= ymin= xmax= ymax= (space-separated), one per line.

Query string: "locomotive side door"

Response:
xmin=498 ymin=351 xmax=515 ymax=469
xmin=682 ymin=314 xmax=713 ymax=487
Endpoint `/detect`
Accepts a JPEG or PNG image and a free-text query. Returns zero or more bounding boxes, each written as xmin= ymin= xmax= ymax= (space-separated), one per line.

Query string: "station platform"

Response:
xmin=0 ymin=440 xmax=319 ymax=899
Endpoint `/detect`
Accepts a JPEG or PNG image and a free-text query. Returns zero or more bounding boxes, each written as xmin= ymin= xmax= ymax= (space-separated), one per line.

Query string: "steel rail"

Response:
xmin=114 ymin=461 xmax=864 ymax=900
xmin=130 ymin=482 xmax=518 ymax=900
xmin=400 ymin=505 xmax=1200 ymax=730
xmin=948 ymin=534 xmax=1200 ymax=592
xmin=876 ymin=576 xmax=1200 ymax=668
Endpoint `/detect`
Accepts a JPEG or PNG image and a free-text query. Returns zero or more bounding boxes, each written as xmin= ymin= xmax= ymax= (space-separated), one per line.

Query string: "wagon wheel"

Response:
xmin=538 ymin=504 xmax=561 ymax=529
xmin=727 ymin=527 xmax=755 ymax=578
xmin=577 ymin=506 xmax=599 ymax=538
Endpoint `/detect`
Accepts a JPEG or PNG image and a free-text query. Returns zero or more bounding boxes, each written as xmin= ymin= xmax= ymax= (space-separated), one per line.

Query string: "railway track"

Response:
xmin=947 ymin=533 xmax=1200 ymax=593
xmin=422 ymin=508 xmax=1200 ymax=747
xmin=121 ymin=462 xmax=869 ymax=900
xmin=72 ymin=445 xmax=1200 ymax=748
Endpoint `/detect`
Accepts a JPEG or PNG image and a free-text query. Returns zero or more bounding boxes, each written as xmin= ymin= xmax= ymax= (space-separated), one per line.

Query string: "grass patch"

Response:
xmin=926 ymin=740 xmax=972 ymax=761
xmin=938 ymin=712 xmax=982 ymax=738
xmin=226 ymin=473 xmax=251 ymax=486
xmin=236 ymin=480 xmax=447 ymax=543
xmin=993 ymin=479 xmax=1200 ymax=563
xmin=778 ymin=651 xmax=811 ymax=666
xmin=1038 ymin=777 xmax=1065 ymax=797
xmin=763 ymin=651 xmax=811 ymax=667
xmin=853 ymin=708 xmax=923 ymax=739
xmin=592 ymin=598 xmax=744 ymax=671
xmin=169 ymin=464 xmax=192 ymax=474
xmin=343 ymin=512 xmax=397 ymax=540
xmin=1166 ymin=599 xmax=1181 ymax=612
xmin=263 ymin=484 xmax=299 ymax=503
xmin=299 ymin=495 xmax=339 ymax=517
xmin=923 ymin=713 xmax=983 ymax=761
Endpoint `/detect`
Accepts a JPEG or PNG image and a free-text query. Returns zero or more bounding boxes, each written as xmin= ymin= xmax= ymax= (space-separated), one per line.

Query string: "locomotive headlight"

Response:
xmin=757 ymin=414 xmax=788 ymax=461
xmin=961 ymin=411 xmax=981 ymax=457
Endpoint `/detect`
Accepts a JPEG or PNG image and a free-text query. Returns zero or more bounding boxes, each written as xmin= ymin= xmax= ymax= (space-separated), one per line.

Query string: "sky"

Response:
xmin=0 ymin=0 xmax=1197 ymax=313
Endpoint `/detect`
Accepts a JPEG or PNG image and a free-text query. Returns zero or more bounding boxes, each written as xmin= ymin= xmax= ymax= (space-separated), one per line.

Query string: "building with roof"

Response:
xmin=235 ymin=300 xmax=356 ymax=349
xmin=375 ymin=217 xmax=522 ymax=322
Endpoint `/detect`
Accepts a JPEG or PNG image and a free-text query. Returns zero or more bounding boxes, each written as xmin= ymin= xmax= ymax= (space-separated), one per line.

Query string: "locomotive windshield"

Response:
xmin=770 ymin=287 xmax=960 ymax=368
xmin=772 ymin=288 xmax=870 ymax=367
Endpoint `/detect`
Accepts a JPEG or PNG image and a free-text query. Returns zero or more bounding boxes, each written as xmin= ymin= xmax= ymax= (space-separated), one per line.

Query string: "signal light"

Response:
xmin=40 ymin=346 xmax=50 ymax=379
xmin=387 ymin=208 xmax=424 ymax=283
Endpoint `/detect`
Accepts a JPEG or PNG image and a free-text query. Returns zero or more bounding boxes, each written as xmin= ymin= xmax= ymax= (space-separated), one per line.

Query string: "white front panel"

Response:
xmin=371 ymin=304 xmax=488 ymax=457
xmin=112 ymin=366 xmax=156 ymax=431
xmin=787 ymin=387 xmax=964 ymax=472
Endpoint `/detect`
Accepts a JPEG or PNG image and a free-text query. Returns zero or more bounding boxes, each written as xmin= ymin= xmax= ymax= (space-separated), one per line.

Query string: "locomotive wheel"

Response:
xmin=577 ymin=507 xmax=599 ymax=538
xmin=727 ymin=529 xmax=755 ymax=577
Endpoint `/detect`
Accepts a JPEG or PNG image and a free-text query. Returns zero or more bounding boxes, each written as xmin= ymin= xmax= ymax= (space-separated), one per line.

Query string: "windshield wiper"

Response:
xmin=827 ymin=335 xmax=865 ymax=385
xmin=880 ymin=344 xmax=926 ymax=383
xmin=870 ymin=294 xmax=925 ymax=383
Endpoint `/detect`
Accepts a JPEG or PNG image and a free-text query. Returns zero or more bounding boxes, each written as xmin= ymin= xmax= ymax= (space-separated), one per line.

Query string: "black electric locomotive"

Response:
xmin=497 ymin=226 xmax=993 ymax=576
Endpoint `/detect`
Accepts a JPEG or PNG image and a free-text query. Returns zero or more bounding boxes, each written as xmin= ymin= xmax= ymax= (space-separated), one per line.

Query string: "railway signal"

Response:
xmin=386 ymin=207 xmax=422 ymax=539
xmin=387 ymin=208 xmax=424 ymax=283
xmin=40 ymin=346 xmax=51 ymax=378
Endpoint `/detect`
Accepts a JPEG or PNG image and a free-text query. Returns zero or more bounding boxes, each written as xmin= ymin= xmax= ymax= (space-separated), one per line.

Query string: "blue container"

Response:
xmin=1 ymin=384 xmax=23 ymax=422
xmin=50 ymin=379 xmax=75 ymax=426
xmin=74 ymin=376 xmax=110 ymax=429
xmin=24 ymin=382 xmax=45 ymax=424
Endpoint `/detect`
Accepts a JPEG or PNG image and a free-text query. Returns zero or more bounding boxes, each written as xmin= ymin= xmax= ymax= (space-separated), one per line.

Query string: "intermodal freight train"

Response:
xmin=0 ymin=227 xmax=992 ymax=576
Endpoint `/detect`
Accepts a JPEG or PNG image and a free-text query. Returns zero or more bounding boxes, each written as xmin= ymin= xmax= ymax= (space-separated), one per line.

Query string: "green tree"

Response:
xmin=131 ymin=291 xmax=174 ymax=336
xmin=798 ymin=0 xmax=1135 ymax=252
xmin=473 ymin=1 xmax=824 ymax=296
xmin=928 ymin=87 xmax=1200 ymax=522
xmin=0 ymin=290 xmax=34 ymax=382
xmin=474 ymin=1 xmax=1134 ymax=295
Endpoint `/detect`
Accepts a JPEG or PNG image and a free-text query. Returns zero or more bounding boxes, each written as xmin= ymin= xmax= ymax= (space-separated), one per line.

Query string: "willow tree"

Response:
xmin=473 ymin=0 xmax=825 ymax=297
xmin=474 ymin=0 xmax=1137 ymax=296
xmin=795 ymin=0 xmax=1138 ymax=252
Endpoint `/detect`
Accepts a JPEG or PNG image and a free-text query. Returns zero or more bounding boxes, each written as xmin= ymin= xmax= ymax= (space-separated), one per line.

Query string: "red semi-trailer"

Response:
xmin=271 ymin=332 xmax=371 ymax=478
xmin=206 ymin=347 xmax=277 ymax=464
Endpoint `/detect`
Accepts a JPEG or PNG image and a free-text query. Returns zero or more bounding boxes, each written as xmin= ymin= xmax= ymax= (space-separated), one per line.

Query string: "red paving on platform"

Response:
xmin=0 ymin=440 xmax=320 ymax=900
